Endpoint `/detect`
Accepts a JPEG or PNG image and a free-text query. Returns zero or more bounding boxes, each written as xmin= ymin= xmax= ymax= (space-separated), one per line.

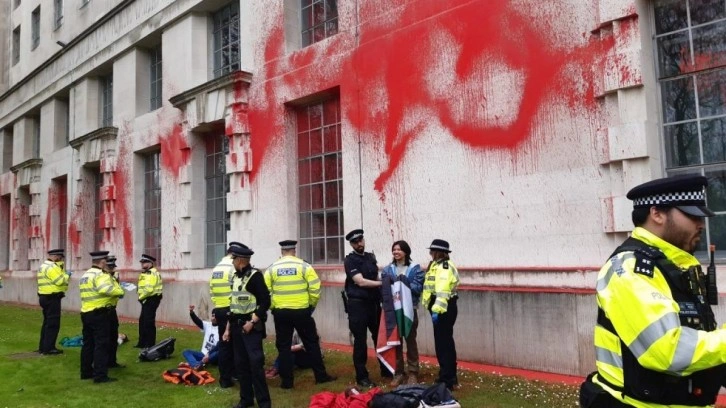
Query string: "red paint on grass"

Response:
xmin=159 ymin=123 xmax=189 ymax=179
xmin=247 ymin=1 xmax=616 ymax=193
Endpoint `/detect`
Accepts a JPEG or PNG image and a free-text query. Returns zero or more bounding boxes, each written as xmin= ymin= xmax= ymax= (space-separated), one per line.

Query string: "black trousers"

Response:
xmin=273 ymin=308 xmax=328 ymax=386
xmin=38 ymin=293 xmax=62 ymax=353
xmin=213 ymin=307 xmax=234 ymax=384
xmin=138 ymin=295 xmax=161 ymax=347
xmin=108 ymin=307 xmax=119 ymax=365
xmin=347 ymin=298 xmax=386 ymax=382
xmin=432 ymin=297 xmax=458 ymax=388
xmin=230 ymin=319 xmax=270 ymax=408
xmin=81 ymin=308 xmax=112 ymax=380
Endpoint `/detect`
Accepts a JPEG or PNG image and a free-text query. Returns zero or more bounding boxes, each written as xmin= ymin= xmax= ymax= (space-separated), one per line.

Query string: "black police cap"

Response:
xmin=229 ymin=245 xmax=254 ymax=258
xmin=345 ymin=229 xmax=364 ymax=242
xmin=627 ymin=174 xmax=714 ymax=217
xmin=90 ymin=251 xmax=110 ymax=260
xmin=279 ymin=240 xmax=297 ymax=249
xmin=48 ymin=248 xmax=65 ymax=256
xmin=139 ymin=254 xmax=156 ymax=263
xmin=427 ymin=239 xmax=451 ymax=253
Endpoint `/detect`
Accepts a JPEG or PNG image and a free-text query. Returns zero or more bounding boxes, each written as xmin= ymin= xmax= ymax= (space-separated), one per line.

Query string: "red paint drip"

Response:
xmin=159 ymin=123 xmax=189 ymax=179
xmin=113 ymin=125 xmax=134 ymax=261
xmin=246 ymin=1 xmax=617 ymax=193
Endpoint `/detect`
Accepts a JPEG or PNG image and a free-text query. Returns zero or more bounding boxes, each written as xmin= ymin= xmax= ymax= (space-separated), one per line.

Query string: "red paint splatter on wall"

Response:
xmin=246 ymin=0 xmax=617 ymax=193
xmin=113 ymin=129 xmax=134 ymax=261
xmin=45 ymin=184 xmax=59 ymax=249
xmin=159 ymin=123 xmax=190 ymax=179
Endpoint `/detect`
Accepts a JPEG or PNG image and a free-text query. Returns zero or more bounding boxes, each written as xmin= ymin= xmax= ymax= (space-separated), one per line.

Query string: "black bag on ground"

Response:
xmin=369 ymin=384 xmax=428 ymax=408
xmin=139 ymin=337 xmax=175 ymax=362
xmin=420 ymin=382 xmax=456 ymax=406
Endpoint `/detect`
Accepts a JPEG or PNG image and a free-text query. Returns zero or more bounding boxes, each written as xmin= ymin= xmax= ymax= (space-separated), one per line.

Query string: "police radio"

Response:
xmin=707 ymin=245 xmax=718 ymax=305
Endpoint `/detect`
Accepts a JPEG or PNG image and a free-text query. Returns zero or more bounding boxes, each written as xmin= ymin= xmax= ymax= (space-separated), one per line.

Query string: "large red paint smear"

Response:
xmin=247 ymin=0 xmax=617 ymax=192
xmin=160 ymin=123 xmax=189 ymax=179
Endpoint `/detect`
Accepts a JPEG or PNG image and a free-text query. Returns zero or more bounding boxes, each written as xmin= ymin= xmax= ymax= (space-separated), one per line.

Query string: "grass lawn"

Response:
xmin=0 ymin=303 xmax=579 ymax=407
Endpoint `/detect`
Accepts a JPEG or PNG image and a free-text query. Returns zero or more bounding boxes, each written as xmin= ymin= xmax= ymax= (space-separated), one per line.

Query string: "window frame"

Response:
xmin=144 ymin=152 xmax=162 ymax=264
xmin=31 ymin=6 xmax=40 ymax=50
xmin=211 ymin=2 xmax=241 ymax=78
xmin=12 ymin=26 xmax=20 ymax=65
xmin=296 ymin=97 xmax=344 ymax=264
xmin=93 ymin=170 xmax=103 ymax=249
xmin=149 ymin=45 xmax=163 ymax=111
xmin=57 ymin=178 xmax=68 ymax=253
xmin=100 ymin=74 xmax=113 ymax=127
xmin=204 ymin=133 xmax=230 ymax=267
xmin=301 ymin=0 xmax=339 ymax=47
xmin=54 ymin=0 xmax=63 ymax=30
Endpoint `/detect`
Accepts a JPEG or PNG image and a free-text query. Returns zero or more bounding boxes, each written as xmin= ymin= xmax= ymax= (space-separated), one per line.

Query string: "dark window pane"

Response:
xmin=302 ymin=30 xmax=312 ymax=47
xmin=299 ymin=160 xmax=311 ymax=185
xmin=313 ymin=26 xmax=326 ymax=43
xmin=665 ymin=122 xmax=700 ymax=167
xmin=301 ymin=5 xmax=313 ymax=31
xmin=312 ymin=238 xmax=325 ymax=263
xmin=324 ymin=181 xmax=338 ymax=208
xmin=707 ymin=214 xmax=726 ymax=249
xmin=326 ymin=19 xmax=338 ymax=37
xmin=323 ymin=125 xmax=338 ymax=152
xmin=310 ymin=157 xmax=323 ymax=183
xmin=690 ymin=0 xmax=726 ymax=26
xmin=299 ymin=239 xmax=312 ymax=262
xmin=326 ymin=237 xmax=339 ymax=262
xmin=299 ymin=213 xmax=312 ymax=238
xmin=310 ymin=129 xmax=323 ymax=155
xmin=662 ymin=77 xmax=696 ymax=123
xmin=309 ymin=105 xmax=322 ymax=129
xmin=311 ymin=184 xmax=324 ymax=209
xmin=325 ymin=211 xmax=339 ymax=235
xmin=324 ymin=154 xmax=337 ymax=180
xmin=692 ymin=23 xmax=726 ymax=71
xmin=298 ymin=131 xmax=310 ymax=157
xmin=297 ymin=109 xmax=309 ymax=132
xmin=312 ymin=213 xmax=325 ymax=236
xmin=702 ymin=118 xmax=726 ymax=164
xmin=323 ymin=98 xmax=339 ymax=124
xmin=697 ymin=69 xmax=726 ymax=117
xmin=312 ymin=2 xmax=325 ymax=25
xmin=299 ymin=186 xmax=311 ymax=211
xmin=705 ymin=169 xmax=726 ymax=212
xmin=325 ymin=0 xmax=338 ymax=18
xmin=654 ymin=0 xmax=688 ymax=33
xmin=657 ymin=31 xmax=691 ymax=78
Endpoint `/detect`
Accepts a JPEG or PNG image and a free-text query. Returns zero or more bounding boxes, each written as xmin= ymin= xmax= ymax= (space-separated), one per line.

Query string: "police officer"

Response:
xmin=209 ymin=242 xmax=243 ymax=388
xmin=37 ymin=248 xmax=70 ymax=355
xmin=421 ymin=239 xmax=460 ymax=391
xmin=581 ymin=174 xmax=726 ymax=407
xmin=80 ymin=251 xmax=123 ymax=383
xmin=222 ymin=244 xmax=271 ymax=408
xmin=343 ymin=229 xmax=385 ymax=388
xmin=264 ymin=240 xmax=336 ymax=389
xmin=136 ymin=254 xmax=162 ymax=348
xmin=105 ymin=255 xmax=124 ymax=368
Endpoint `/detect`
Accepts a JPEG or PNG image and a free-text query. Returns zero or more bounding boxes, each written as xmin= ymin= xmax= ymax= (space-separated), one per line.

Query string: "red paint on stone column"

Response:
xmin=160 ymin=123 xmax=189 ymax=179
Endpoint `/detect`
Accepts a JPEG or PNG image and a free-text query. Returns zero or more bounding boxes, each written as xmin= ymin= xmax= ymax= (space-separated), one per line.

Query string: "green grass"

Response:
xmin=0 ymin=303 xmax=579 ymax=407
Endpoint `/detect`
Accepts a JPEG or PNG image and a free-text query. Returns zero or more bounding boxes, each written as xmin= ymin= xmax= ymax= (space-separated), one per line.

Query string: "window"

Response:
xmin=12 ymin=27 xmax=20 ymax=66
xmin=100 ymin=74 xmax=113 ymax=127
xmin=57 ymin=178 xmax=67 ymax=253
xmin=296 ymin=98 xmax=343 ymax=263
xmin=301 ymin=0 xmax=338 ymax=47
xmin=149 ymin=45 xmax=163 ymax=111
xmin=212 ymin=2 xmax=240 ymax=78
xmin=80 ymin=0 xmax=89 ymax=8
xmin=144 ymin=152 xmax=161 ymax=264
xmin=94 ymin=171 xmax=103 ymax=248
xmin=31 ymin=7 xmax=40 ymax=50
xmin=654 ymin=0 xmax=726 ymax=256
xmin=205 ymin=133 xmax=229 ymax=266
xmin=54 ymin=0 xmax=63 ymax=29
xmin=32 ymin=118 xmax=40 ymax=158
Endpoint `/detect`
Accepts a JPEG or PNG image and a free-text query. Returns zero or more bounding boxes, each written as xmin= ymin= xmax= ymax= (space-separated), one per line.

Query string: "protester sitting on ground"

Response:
xmin=265 ymin=330 xmax=315 ymax=379
xmin=182 ymin=305 xmax=219 ymax=370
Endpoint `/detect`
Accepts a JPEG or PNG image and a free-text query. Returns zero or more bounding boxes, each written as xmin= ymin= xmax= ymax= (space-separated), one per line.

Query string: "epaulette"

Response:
xmin=617 ymin=245 xmax=663 ymax=278
xmin=443 ymin=261 xmax=449 ymax=269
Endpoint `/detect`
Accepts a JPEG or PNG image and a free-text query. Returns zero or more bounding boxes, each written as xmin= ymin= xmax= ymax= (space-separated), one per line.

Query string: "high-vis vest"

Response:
xmin=421 ymin=259 xmax=459 ymax=314
xmin=80 ymin=267 xmax=124 ymax=313
xmin=209 ymin=255 xmax=235 ymax=308
xmin=37 ymin=259 xmax=69 ymax=295
xmin=138 ymin=267 xmax=162 ymax=300
xmin=230 ymin=269 xmax=259 ymax=315
xmin=108 ymin=271 xmax=121 ymax=307
xmin=593 ymin=227 xmax=726 ymax=408
xmin=264 ymin=255 xmax=321 ymax=310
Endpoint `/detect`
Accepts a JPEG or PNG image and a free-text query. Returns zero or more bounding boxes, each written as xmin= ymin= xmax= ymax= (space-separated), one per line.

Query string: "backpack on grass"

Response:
xmin=162 ymin=362 xmax=215 ymax=385
xmin=139 ymin=337 xmax=175 ymax=362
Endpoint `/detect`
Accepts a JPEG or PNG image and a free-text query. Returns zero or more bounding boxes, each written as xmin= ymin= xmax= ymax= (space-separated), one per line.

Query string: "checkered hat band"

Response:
xmin=281 ymin=245 xmax=296 ymax=249
xmin=429 ymin=245 xmax=449 ymax=251
xmin=633 ymin=191 xmax=705 ymax=207
xmin=349 ymin=233 xmax=363 ymax=241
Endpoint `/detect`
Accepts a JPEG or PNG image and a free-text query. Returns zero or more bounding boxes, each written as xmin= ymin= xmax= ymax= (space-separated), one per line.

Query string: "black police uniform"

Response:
xmin=343 ymin=237 xmax=387 ymax=384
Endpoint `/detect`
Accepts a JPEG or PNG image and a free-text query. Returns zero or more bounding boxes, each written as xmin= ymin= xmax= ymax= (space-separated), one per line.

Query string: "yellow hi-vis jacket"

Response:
xmin=422 ymin=259 xmax=459 ymax=314
xmin=37 ymin=259 xmax=69 ymax=295
xmin=107 ymin=270 xmax=121 ymax=307
xmin=138 ymin=267 xmax=162 ymax=300
xmin=209 ymin=255 xmax=235 ymax=308
xmin=230 ymin=269 xmax=258 ymax=315
xmin=80 ymin=266 xmax=124 ymax=313
xmin=264 ymin=255 xmax=321 ymax=310
xmin=594 ymin=227 xmax=726 ymax=408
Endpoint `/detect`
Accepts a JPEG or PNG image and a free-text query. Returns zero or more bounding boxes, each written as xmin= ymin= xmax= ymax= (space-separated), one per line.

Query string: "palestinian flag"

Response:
xmin=392 ymin=280 xmax=414 ymax=339
xmin=377 ymin=277 xmax=402 ymax=375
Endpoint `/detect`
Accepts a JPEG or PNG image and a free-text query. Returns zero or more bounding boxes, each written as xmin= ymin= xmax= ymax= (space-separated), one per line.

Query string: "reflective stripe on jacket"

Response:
xmin=264 ymin=255 xmax=320 ymax=310
xmin=80 ymin=267 xmax=124 ymax=312
xmin=209 ymin=256 xmax=234 ymax=308
xmin=230 ymin=270 xmax=258 ymax=315
xmin=37 ymin=259 xmax=69 ymax=295
xmin=138 ymin=267 xmax=162 ymax=300
xmin=594 ymin=227 xmax=726 ymax=408
xmin=421 ymin=259 xmax=459 ymax=314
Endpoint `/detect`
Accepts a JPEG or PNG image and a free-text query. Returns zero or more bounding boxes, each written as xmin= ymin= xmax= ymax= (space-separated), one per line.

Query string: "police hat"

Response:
xmin=48 ymin=248 xmax=65 ymax=256
xmin=279 ymin=240 xmax=297 ymax=250
xmin=627 ymin=174 xmax=715 ymax=217
xmin=229 ymin=245 xmax=254 ymax=258
xmin=427 ymin=239 xmax=451 ymax=253
xmin=90 ymin=251 xmax=110 ymax=260
xmin=345 ymin=229 xmax=364 ymax=242
xmin=139 ymin=254 xmax=156 ymax=263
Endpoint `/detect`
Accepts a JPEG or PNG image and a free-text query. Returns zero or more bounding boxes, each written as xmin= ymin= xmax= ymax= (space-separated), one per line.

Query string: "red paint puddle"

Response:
xmin=247 ymin=1 xmax=617 ymax=193
xmin=159 ymin=123 xmax=189 ymax=179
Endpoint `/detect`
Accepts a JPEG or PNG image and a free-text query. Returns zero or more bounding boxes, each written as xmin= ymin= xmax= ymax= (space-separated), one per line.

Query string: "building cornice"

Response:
xmin=9 ymin=158 xmax=43 ymax=173
xmin=169 ymin=70 xmax=252 ymax=109
xmin=69 ymin=126 xmax=118 ymax=149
